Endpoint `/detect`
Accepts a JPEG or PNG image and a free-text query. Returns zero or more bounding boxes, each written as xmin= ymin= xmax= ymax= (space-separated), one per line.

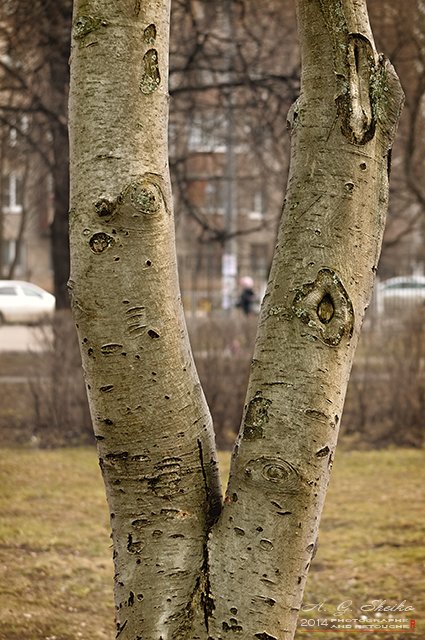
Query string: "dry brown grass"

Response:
xmin=0 ymin=448 xmax=423 ymax=640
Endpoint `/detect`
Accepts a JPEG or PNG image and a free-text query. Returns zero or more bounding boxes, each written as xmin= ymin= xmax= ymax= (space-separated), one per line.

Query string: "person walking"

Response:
xmin=237 ymin=276 xmax=255 ymax=315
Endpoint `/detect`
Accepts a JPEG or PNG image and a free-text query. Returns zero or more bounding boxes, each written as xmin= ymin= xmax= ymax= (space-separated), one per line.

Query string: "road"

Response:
xmin=0 ymin=325 xmax=51 ymax=352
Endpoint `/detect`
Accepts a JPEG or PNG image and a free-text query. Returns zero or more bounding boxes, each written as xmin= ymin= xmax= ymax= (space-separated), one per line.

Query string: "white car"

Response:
xmin=377 ymin=275 xmax=425 ymax=314
xmin=0 ymin=280 xmax=55 ymax=324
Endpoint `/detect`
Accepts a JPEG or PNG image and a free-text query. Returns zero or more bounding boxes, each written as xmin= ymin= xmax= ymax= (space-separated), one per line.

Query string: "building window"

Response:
xmin=1 ymin=239 xmax=25 ymax=272
xmin=2 ymin=173 xmax=24 ymax=213
xmin=204 ymin=179 xmax=227 ymax=214
xmin=239 ymin=179 xmax=266 ymax=220
xmin=249 ymin=191 xmax=264 ymax=220
xmin=250 ymin=243 xmax=269 ymax=279
xmin=9 ymin=128 xmax=17 ymax=147
xmin=188 ymin=111 xmax=227 ymax=152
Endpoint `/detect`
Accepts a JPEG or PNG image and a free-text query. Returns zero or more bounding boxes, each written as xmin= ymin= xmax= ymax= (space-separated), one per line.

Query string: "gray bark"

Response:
xmin=69 ymin=1 xmax=403 ymax=639
xmin=207 ymin=2 xmax=403 ymax=638
xmin=68 ymin=2 xmax=221 ymax=638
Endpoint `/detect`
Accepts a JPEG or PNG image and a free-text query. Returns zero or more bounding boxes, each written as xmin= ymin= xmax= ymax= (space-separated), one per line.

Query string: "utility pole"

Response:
xmin=221 ymin=0 xmax=238 ymax=310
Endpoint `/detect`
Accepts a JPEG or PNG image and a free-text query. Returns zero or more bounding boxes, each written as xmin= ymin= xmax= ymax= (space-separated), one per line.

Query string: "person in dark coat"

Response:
xmin=237 ymin=276 xmax=255 ymax=315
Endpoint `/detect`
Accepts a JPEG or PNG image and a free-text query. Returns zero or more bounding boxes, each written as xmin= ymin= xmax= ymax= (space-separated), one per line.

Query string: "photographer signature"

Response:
xmin=301 ymin=599 xmax=415 ymax=616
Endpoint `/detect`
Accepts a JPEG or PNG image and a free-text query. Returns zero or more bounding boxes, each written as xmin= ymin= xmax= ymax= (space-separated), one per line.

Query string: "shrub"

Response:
xmin=187 ymin=313 xmax=257 ymax=448
xmin=28 ymin=310 xmax=256 ymax=449
xmin=343 ymin=304 xmax=425 ymax=448
xmin=28 ymin=311 xmax=93 ymax=447
xmin=24 ymin=305 xmax=425 ymax=449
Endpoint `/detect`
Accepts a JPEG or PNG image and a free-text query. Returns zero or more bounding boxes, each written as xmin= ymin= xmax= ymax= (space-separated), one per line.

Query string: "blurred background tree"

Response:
xmin=0 ymin=0 xmax=424 ymax=450
xmin=1 ymin=0 xmax=423 ymax=309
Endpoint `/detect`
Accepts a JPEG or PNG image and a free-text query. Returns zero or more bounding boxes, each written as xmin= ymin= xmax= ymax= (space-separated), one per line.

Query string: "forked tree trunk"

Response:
xmin=207 ymin=1 xmax=403 ymax=637
xmin=69 ymin=1 xmax=403 ymax=639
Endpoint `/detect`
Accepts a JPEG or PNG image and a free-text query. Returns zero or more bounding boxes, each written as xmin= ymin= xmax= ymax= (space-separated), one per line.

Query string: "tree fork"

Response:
xmin=69 ymin=1 xmax=402 ymax=639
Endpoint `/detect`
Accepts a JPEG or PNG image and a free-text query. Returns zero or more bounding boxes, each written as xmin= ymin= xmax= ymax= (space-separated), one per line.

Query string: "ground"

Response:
xmin=0 ymin=447 xmax=423 ymax=640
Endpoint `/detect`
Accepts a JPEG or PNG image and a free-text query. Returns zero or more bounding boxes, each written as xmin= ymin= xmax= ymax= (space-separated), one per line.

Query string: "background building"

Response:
xmin=0 ymin=121 xmax=52 ymax=289
xmin=0 ymin=0 xmax=424 ymax=311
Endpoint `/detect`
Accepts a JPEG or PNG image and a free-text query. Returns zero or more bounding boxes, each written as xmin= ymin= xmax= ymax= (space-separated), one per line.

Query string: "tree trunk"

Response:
xmin=51 ymin=122 xmax=71 ymax=308
xmin=69 ymin=1 xmax=403 ymax=639
xmin=68 ymin=2 xmax=221 ymax=638
xmin=207 ymin=0 xmax=403 ymax=636
xmin=48 ymin=6 xmax=72 ymax=309
xmin=0 ymin=132 xmax=5 ymax=278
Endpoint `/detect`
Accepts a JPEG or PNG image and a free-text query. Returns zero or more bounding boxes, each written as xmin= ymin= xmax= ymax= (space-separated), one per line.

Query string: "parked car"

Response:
xmin=0 ymin=280 xmax=55 ymax=324
xmin=377 ymin=275 xmax=425 ymax=314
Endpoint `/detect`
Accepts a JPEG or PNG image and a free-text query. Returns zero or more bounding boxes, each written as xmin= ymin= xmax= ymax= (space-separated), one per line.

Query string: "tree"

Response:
xmin=0 ymin=0 xmax=296 ymax=309
xmin=367 ymin=0 xmax=425 ymax=274
xmin=0 ymin=0 xmax=72 ymax=306
xmin=68 ymin=0 xmax=402 ymax=638
xmin=168 ymin=0 xmax=300 ymax=308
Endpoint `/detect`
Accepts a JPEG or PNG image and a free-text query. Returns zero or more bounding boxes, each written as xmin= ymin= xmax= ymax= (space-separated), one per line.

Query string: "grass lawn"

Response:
xmin=0 ymin=447 xmax=423 ymax=640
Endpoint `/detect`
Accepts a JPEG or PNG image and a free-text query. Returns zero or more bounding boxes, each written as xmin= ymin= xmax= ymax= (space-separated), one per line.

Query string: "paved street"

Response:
xmin=0 ymin=325 xmax=50 ymax=352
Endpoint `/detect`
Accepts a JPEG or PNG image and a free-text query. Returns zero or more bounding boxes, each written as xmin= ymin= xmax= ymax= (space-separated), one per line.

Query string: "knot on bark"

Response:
xmin=243 ymin=393 xmax=271 ymax=441
xmin=73 ymin=14 xmax=108 ymax=40
xmin=89 ymin=232 xmax=114 ymax=254
xmin=292 ymin=268 xmax=354 ymax=346
xmin=336 ymin=34 xmax=376 ymax=145
xmin=140 ymin=49 xmax=161 ymax=94
xmin=123 ymin=177 xmax=164 ymax=217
